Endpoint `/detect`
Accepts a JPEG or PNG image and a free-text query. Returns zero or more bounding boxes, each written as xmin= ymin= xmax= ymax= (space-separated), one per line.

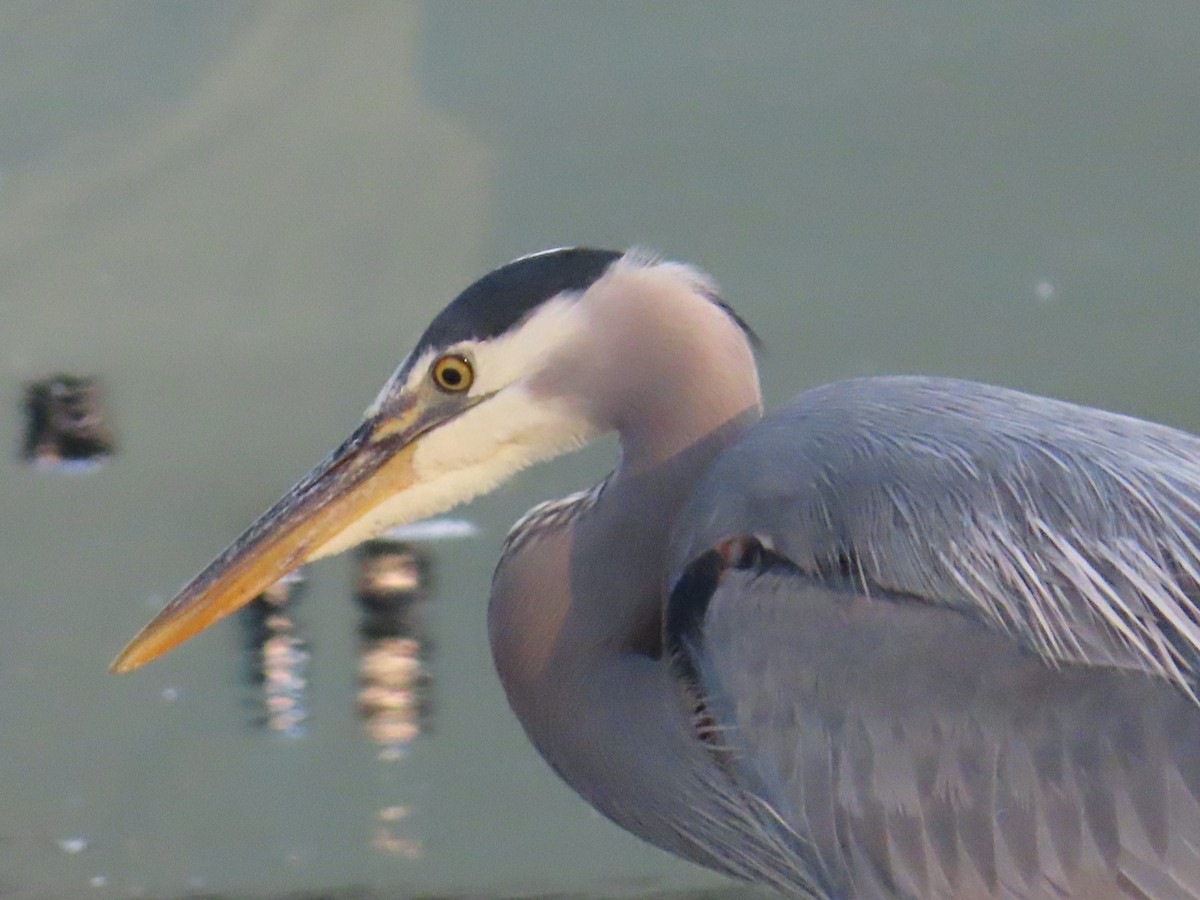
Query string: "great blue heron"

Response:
xmin=114 ymin=248 xmax=1200 ymax=899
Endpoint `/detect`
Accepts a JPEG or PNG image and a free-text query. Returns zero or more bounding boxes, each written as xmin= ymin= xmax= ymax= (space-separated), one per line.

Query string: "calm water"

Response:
xmin=2 ymin=3 xmax=1199 ymax=897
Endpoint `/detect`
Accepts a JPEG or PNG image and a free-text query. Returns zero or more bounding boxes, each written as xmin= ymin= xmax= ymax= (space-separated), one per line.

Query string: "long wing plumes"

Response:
xmin=674 ymin=376 xmax=1200 ymax=692
xmin=680 ymin=566 xmax=1200 ymax=898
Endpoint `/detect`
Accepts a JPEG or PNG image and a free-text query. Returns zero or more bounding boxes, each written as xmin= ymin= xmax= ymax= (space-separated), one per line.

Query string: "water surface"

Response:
xmin=1 ymin=3 xmax=1199 ymax=896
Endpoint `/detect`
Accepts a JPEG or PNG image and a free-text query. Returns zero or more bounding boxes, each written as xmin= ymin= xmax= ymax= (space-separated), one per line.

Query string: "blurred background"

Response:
xmin=1 ymin=2 xmax=1199 ymax=897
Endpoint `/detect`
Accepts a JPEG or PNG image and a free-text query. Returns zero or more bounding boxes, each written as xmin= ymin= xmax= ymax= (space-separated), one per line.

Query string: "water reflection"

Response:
xmin=355 ymin=539 xmax=434 ymax=763
xmin=240 ymin=570 xmax=311 ymax=737
xmin=236 ymin=540 xmax=437 ymax=859
xmin=237 ymin=540 xmax=438 ymax=755
xmin=21 ymin=375 xmax=115 ymax=470
xmin=356 ymin=537 xmax=437 ymax=861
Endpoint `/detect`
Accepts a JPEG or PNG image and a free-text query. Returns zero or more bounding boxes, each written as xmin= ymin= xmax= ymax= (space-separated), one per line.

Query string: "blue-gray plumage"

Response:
xmin=665 ymin=377 xmax=1200 ymax=897
xmin=114 ymin=249 xmax=1200 ymax=899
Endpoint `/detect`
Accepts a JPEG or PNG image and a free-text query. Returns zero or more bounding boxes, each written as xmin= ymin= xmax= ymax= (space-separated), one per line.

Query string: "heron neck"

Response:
xmin=489 ymin=270 xmax=766 ymax=868
xmin=490 ymin=405 xmax=760 ymax=676
xmin=600 ymin=341 xmax=763 ymax=478
xmin=488 ymin=405 xmax=763 ymax=874
xmin=590 ymin=406 xmax=763 ymax=653
xmin=540 ymin=260 xmax=764 ymax=476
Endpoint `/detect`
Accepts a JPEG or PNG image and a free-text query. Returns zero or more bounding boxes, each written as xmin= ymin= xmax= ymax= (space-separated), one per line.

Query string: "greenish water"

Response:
xmin=0 ymin=2 xmax=1198 ymax=897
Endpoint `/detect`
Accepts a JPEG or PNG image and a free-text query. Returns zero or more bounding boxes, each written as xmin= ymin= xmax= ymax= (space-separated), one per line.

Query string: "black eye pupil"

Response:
xmin=432 ymin=355 xmax=472 ymax=392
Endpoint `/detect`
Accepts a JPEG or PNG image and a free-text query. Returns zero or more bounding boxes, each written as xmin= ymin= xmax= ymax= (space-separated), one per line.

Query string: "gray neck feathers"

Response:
xmin=487 ymin=408 xmax=766 ymax=877
xmin=530 ymin=258 xmax=763 ymax=474
xmin=487 ymin=264 xmax=764 ymax=874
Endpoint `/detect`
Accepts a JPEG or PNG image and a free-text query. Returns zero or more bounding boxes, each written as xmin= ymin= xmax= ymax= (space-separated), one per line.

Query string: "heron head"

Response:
xmin=111 ymin=247 xmax=755 ymax=672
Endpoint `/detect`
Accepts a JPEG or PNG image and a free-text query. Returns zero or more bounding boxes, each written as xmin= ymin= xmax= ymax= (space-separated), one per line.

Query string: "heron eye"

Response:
xmin=431 ymin=354 xmax=473 ymax=393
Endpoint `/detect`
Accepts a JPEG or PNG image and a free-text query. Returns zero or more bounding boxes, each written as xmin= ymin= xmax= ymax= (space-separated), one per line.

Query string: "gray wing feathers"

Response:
xmin=674 ymin=376 xmax=1200 ymax=688
xmin=695 ymin=569 xmax=1200 ymax=899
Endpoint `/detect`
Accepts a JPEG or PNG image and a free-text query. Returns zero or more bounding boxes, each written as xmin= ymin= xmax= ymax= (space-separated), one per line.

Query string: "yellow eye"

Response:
xmin=431 ymin=354 xmax=473 ymax=393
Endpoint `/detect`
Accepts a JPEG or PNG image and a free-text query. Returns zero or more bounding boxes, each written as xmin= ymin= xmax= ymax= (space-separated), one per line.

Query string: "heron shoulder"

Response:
xmin=669 ymin=375 xmax=1200 ymax=690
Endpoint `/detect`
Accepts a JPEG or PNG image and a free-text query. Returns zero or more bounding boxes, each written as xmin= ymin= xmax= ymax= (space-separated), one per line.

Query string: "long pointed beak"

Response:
xmin=112 ymin=398 xmax=431 ymax=673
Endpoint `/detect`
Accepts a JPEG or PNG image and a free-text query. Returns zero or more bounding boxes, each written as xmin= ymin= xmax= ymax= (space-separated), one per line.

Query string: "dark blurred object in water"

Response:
xmin=355 ymin=538 xmax=433 ymax=761
xmin=22 ymin=375 xmax=115 ymax=469
xmin=241 ymin=570 xmax=310 ymax=737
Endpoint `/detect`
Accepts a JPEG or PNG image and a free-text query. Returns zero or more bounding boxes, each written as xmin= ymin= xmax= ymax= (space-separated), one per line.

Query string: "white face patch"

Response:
xmin=465 ymin=296 xmax=587 ymax=396
xmin=319 ymin=251 xmax=747 ymax=560
xmin=315 ymin=295 xmax=599 ymax=559
xmin=365 ymin=293 xmax=589 ymax=418
xmin=311 ymin=385 xmax=599 ymax=560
